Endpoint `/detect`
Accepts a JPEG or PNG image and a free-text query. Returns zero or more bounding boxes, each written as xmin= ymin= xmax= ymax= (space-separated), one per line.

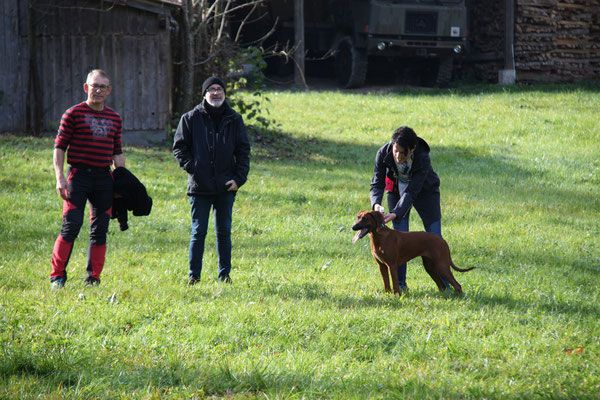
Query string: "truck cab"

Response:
xmin=265 ymin=0 xmax=468 ymax=87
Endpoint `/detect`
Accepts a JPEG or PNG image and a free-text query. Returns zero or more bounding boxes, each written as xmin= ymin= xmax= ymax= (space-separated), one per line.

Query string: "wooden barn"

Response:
xmin=0 ymin=0 xmax=180 ymax=136
xmin=469 ymin=0 xmax=600 ymax=82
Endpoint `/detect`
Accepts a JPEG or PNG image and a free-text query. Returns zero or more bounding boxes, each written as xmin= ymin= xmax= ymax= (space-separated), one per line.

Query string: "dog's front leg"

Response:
xmin=389 ymin=264 xmax=401 ymax=295
xmin=376 ymin=260 xmax=391 ymax=293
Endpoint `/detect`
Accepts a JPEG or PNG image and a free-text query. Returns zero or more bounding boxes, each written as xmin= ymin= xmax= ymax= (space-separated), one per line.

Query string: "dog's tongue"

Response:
xmin=352 ymin=229 xmax=368 ymax=243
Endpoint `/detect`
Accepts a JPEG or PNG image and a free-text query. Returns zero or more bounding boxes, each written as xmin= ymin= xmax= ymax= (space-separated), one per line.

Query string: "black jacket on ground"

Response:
xmin=112 ymin=167 xmax=153 ymax=231
xmin=172 ymin=99 xmax=251 ymax=196
xmin=370 ymin=137 xmax=441 ymax=226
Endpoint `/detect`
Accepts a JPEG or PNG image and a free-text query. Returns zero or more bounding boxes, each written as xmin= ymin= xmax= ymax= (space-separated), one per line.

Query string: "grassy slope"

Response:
xmin=1 ymin=84 xmax=599 ymax=399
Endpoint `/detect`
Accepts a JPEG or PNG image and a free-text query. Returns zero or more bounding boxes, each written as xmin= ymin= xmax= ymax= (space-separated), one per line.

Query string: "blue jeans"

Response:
xmin=392 ymin=213 xmax=448 ymax=288
xmin=189 ymin=192 xmax=236 ymax=279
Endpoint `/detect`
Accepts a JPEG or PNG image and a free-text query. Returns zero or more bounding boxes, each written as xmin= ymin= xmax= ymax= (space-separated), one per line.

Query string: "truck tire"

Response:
xmin=335 ymin=36 xmax=367 ymax=88
xmin=435 ymin=55 xmax=454 ymax=87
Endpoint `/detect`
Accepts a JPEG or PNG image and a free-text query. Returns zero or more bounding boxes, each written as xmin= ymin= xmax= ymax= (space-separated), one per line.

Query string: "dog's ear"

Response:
xmin=370 ymin=210 xmax=384 ymax=226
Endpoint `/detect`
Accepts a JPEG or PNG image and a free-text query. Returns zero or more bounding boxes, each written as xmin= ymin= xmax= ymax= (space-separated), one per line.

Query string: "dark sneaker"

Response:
xmin=51 ymin=277 xmax=66 ymax=290
xmin=218 ymin=274 xmax=232 ymax=284
xmin=84 ymin=277 xmax=100 ymax=287
xmin=188 ymin=276 xmax=200 ymax=286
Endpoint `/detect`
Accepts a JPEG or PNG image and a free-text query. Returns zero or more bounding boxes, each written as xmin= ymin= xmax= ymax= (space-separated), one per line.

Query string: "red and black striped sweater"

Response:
xmin=55 ymin=102 xmax=123 ymax=168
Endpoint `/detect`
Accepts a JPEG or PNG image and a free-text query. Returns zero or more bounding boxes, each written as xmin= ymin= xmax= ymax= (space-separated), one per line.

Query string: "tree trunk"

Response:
xmin=180 ymin=0 xmax=195 ymax=113
xmin=294 ymin=0 xmax=306 ymax=88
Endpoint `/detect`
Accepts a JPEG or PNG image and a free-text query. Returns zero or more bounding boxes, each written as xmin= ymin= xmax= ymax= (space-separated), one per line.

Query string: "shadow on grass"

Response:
xmin=111 ymin=361 xmax=499 ymax=398
xmin=467 ymin=289 xmax=600 ymax=320
xmin=246 ymin=126 xmax=380 ymax=164
xmin=250 ymin=255 xmax=599 ymax=319
xmin=0 ymin=352 xmax=513 ymax=399
xmin=258 ymin=279 xmax=467 ymax=311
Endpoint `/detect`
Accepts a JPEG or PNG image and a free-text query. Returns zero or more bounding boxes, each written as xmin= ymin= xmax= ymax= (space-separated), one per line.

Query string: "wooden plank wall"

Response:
xmin=0 ymin=0 xmax=29 ymax=131
xmin=1 ymin=0 xmax=171 ymax=133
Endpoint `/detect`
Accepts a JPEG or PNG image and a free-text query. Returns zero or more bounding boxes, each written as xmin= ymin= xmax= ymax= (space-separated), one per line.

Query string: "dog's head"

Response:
xmin=352 ymin=210 xmax=385 ymax=243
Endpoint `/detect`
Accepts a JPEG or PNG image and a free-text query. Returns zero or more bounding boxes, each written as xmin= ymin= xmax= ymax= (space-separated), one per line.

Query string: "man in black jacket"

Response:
xmin=173 ymin=77 xmax=251 ymax=285
xmin=370 ymin=126 xmax=448 ymax=290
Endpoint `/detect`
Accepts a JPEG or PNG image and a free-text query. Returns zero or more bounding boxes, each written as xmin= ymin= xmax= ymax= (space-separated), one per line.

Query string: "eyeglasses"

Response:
xmin=207 ymin=87 xmax=224 ymax=94
xmin=89 ymin=84 xmax=109 ymax=92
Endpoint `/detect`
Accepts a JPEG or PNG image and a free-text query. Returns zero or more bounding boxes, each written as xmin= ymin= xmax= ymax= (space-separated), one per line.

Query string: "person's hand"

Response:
xmin=383 ymin=213 xmax=397 ymax=224
xmin=225 ymin=180 xmax=238 ymax=191
xmin=374 ymin=204 xmax=385 ymax=214
xmin=56 ymin=176 xmax=68 ymax=200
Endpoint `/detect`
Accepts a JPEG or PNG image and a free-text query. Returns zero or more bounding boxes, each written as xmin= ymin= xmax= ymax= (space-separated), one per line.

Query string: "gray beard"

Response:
xmin=206 ymin=98 xmax=225 ymax=108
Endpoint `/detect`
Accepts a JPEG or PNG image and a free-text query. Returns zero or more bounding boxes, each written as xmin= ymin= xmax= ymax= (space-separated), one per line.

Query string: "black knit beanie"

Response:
xmin=201 ymin=76 xmax=226 ymax=96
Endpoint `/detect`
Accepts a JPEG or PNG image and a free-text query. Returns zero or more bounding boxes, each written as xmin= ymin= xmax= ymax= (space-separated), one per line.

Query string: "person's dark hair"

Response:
xmin=391 ymin=126 xmax=417 ymax=150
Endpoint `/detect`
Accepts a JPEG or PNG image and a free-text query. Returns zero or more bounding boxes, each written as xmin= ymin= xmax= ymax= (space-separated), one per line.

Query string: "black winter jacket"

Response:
xmin=112 ymin=167 xmax=153 ymax=231
xmin=172 ymin=100 xmax=251 ymax=196
xmin=370 ymin=137 xmax=441 ymax=225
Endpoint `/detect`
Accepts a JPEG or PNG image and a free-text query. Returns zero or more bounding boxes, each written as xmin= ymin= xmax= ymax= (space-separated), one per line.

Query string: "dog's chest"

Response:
xmin=370 ymin=240 xmax=391 ymax=265
xmin=373 ymin=251 xmax=385 ymax=264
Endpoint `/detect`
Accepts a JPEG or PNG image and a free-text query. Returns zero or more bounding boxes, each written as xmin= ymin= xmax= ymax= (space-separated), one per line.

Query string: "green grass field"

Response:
xmin=1 ymin=83 xmax=599 ymax=399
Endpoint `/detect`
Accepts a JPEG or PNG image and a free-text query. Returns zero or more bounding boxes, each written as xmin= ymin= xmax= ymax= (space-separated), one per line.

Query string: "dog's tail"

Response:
xmin=450 ymin=262 xmax=475 ymax=273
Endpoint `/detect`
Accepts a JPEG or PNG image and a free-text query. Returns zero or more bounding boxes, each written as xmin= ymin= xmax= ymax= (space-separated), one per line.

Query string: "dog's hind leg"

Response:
xmin=376 ymin=260 xmax=392 ymax=293
xmin=422 ymin=257 xmax=446 ymax=291
xmin=437 ymin=265 xmax=463 ymax=294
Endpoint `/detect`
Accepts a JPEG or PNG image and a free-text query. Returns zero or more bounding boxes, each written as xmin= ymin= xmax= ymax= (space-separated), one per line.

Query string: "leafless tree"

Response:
xmin=176 ymin=0 xmax=273 ymax=113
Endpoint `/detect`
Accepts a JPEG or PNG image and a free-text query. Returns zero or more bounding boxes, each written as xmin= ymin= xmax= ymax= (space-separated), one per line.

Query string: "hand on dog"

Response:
xmin=383 ymin=213 xmax=397 ymax=224
xmin=374 ymin=204 xmax=395 ymax=224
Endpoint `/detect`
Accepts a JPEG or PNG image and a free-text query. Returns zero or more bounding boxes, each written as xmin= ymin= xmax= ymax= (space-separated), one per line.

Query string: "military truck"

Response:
xmin=264 ymin=0 xmax=468 ymax=88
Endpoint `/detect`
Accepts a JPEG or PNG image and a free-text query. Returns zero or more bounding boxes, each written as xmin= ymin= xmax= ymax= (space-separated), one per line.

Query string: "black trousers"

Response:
xmin=51 ymin=166 xmax=113 ymax=281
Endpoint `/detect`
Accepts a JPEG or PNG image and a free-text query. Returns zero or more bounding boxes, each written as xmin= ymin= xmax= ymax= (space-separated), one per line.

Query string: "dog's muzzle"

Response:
xmin=352 ymin=223 xmax=369 ymax=243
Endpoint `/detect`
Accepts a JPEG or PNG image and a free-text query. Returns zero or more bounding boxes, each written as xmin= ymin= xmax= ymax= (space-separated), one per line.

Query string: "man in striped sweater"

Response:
xmin=50 ymin=69 xmax=126 ymax=289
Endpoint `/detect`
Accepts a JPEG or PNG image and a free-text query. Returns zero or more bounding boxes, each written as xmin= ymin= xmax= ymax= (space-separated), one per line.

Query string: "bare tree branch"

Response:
xmin=239 ymin=16 xmax=278 ymax=47
xmin=216 ymin=0 xmax=232 ymax=43
xmin=234 ymin=1 xmax=258 ymax=43
xmin=176 ymin=0 xmax=280 ymax=113
xmin=237 ymin=8 xmax=270 ymax=30
xmin=193 ymin=0 xmax=219 ymax=34
xmin=203 ymin=0 xmax=265 ymax=25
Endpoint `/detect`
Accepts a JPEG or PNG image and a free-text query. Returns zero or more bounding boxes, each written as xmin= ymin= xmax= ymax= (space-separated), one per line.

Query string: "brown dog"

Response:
xmin=352 ymin=210 xmax=474 ymax=294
